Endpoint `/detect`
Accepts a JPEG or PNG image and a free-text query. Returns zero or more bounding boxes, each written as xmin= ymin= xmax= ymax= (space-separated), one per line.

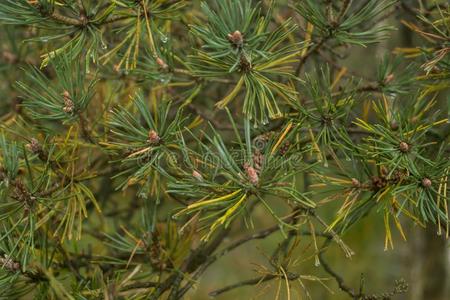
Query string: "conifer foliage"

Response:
xmin=0 ymin=0 xmax=449 ymax=299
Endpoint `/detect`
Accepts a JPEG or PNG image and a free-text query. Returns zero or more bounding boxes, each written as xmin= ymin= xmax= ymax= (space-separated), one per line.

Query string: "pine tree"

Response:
xmin=0 ymin=0 xmax=448 ymax=299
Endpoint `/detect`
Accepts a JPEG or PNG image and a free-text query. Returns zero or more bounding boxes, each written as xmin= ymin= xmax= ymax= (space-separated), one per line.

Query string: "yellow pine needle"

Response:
xmin=127 ymin=146 xmax=152 ymax=158
xmin=215 ymin=76 xmax=244 ymax=109
xmin=126 ymin=242 xmax=143 ymax=269
xmin=132 ymin=10 xmax=141 ymax=69
xmin=187 ymin=116 xmax=203 ymax=129
xmin=279 ymin=266 xmax=291 ymax=300
xmin=309 ymin=183 xmax=327 ymax=188
xmin=309 ymin=220 xmax=319 ymax=267
xmin=331 ymin=67 xmax=347 ymax=90
xmin=185 ymin=189 xmax=243 ymax=210
xmin=120 ymin=225 xmax=140 ymax=244
xmin=100 ymin=30 xmax=135 ymax=64
xmin=393 ymin=197 xmax=425 ymax=227
xmin=376 ymin=186 xmax=392 ymax=203
xmin=308 ymin=128 xmax=323 ymax=162
xmin=353 ymin=118 xmax=374 ymax=132
xmin=204 ymin=193 xmax=247 ymax=240
xmin=393 ymin=215 xmax=407 ymax=241
xmin=78 ymin=183 xmax=102 ymax=213
xmin=213 ymin=193 xmax=247 ymax=225
xmin=362 ymin=99 xmax=371 ymax=121
xmin=404 ymin=119 xmax=447 ymax=136
xmin=254 ymin=51 xmax=301 ymax=71
xmin=120 ymin=264 xmax=142 ymax=286
xmin=384 ymin=211 xmax=394 ymax=250
xmin=313 ymin=174 xmax=352 ymax=185
xmin=393 ymin=47 xmax=423 ymax=56
xmin=382 ymin=94 xmax=391 ymax=119
xmin=142 ymin=2 xmax=157 ymax=56
xmin=271 ymin=122 xmax=292 ymax=155
xmin=326 ymin=215 xmax=343 ymax=233
xmin=400 ymin=20 xmax=443 ymax=41
xmin=437 ymin=170 xmax=448 ymax=237
xmin=337 ymin=191 xmax=359 ymax=217
xmin=300 ymin=23 xmax=314 ymax=57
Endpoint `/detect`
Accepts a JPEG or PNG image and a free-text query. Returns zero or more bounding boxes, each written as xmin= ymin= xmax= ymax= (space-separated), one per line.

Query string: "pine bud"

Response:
xmin=0 ymin=255 xmax=20 ymax=272
xmin=62 ymin=91 xmax=74 ymax=113
xmin=227 ymin=30 xmax=244 ymax=47
xmin=156 ymin=57 xmax=168 ymax=70
xmin=384 ymin=73 xmax=395 ymax=84
xmin=192 ymin=170 xmax=203 ymax=181
xmin=26 ymin=138 xmax=41 ymax=154
xmin=244 ymin=163 xmax=259 ymax=186
xmin=351 ymin=178 xmax=360 ymax=187
xmin=371 ymin=176 xmax=386 ymax=190
xmin=239 ymin=54 xmax=251 ymax=72
xmin=390 ymin=120 xmax=399 ymax=131
xmin=147 ymin=130 xmax=161 ymax=144
xmin=421 ymin=177 xmax=432 ymax=188
xmin=399 ymin=141 xmax=410 ymax=153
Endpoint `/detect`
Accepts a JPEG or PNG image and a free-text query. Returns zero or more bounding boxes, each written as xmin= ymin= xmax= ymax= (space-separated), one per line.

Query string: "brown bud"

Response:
xmin=351 ymin=178 xmax=360 ymax=187
xmin=390 ymin=120 xmax=399 ymax=131
xmin=156 ymin=57 xmax=168 ymax=70
xmin=62 ymin=91 xmax=74 ymax=113
xmin=399 ymin=141 xmax=410 ymax=153
xmin=227 ymin=30 xmax=244 ymax=47
xmin=0 ymin=255 xmax=20 ymax=272
xmin=421 ymin=177 xmax=432 ymax=188
xmin=192 ymin=170 xmax=203 ymax=181
xmin=371 ymin=176 xmax=387 ymax=190
xmin=147 ymin=130 xmax=161 ymax=144
xmin=244 ymin=163 xmax=259 ymax=186
xmin=384 ymin=73 xmax=395 ymax=84
xmin=26 ymin=138 xmax=41 ymax=154
xmin=239 ymin=54 xmax=251 ymax=72
xmin=62 ymin=90 xmax=70 ymax=99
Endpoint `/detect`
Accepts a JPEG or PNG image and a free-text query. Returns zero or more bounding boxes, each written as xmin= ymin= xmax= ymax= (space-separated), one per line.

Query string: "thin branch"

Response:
xmin=318 ymin=242 xmax=358 ymax=299
xmin=209 ymin=272 xmax=299 ymax=298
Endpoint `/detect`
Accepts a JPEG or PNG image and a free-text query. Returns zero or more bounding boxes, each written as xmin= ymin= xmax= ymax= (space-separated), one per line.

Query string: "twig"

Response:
xmin=209 ymin=272 xmax=299 ymax=298
xmin=318 ymin=238 xmax=358 ymax=299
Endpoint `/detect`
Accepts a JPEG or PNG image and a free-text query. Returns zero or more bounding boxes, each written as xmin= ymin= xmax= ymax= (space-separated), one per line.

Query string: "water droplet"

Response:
xmin=160 ymin=34 xmax=168 ymax=43
xmin=101 ymin=42 xmax=108 ymax=50
xmin=159 ymin=74 xmax=172 ymax=84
